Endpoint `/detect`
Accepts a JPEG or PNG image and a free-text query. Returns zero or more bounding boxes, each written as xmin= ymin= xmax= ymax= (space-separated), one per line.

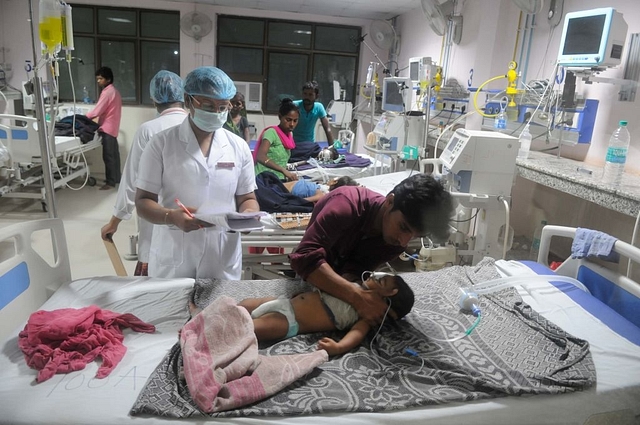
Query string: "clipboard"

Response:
xmin=103 ymin=239 xmax=128 ymax=276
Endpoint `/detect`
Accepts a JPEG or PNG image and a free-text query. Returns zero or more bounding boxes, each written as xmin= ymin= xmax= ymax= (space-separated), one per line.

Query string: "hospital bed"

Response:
xmin=0 ymin=114 xmax=101 ymax=211
xmin=249 ymin=139 xmax=390 ymax=182
xmin=0 ymin=218 xmax=639 ymax=424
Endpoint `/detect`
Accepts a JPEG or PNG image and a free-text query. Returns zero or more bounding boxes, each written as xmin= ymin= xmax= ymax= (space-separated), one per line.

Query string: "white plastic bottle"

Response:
xmin=82 ymin=86 xmax=90 ymax=104
xmin=517 ymin=125 xmax=532 ymax=159
xmin=602 ymin=120 xmax=630 ymax=186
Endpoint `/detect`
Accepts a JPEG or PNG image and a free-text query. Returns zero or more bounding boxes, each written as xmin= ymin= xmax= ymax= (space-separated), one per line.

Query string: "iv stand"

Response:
xmin=28 ymin=0 xmax=57 ymax=218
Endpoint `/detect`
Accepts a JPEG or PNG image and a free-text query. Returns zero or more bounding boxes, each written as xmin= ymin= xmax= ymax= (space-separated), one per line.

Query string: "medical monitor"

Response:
xmin=381 ymin=77 xmax=412 ymax=113
xmin=409 ymin=57 xmax=434 ymax=84
xmin=557 ymin=8 xmax=627 ymax=68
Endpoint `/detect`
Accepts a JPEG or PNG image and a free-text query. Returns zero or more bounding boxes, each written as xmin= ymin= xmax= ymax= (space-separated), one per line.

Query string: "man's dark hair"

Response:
xmin=302 ymin=80 xmax=320 ymax=95
xmin=95 ymin=66 xmax=114 ymax=84
xmin=279 ymin=97 xmax=300 ymax=117
xmin=390 ymin=174 xmax=455 ymax=242
xmin=388 ymin=275 xmax=414 ymax=320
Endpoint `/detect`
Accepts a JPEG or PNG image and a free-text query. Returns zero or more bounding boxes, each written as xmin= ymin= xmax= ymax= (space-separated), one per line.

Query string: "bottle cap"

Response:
xmin=620 ymin=120 xmax=627 ymax=126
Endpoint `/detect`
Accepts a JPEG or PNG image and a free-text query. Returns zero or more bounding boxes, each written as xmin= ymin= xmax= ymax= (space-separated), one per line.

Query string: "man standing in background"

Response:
xmin=100 ymin=70 xmax=187 ymax=276
xmin=292 ymin=81 xmax=334 ymax=146
xmin=86 ymin=66 xmax=122 ymax=190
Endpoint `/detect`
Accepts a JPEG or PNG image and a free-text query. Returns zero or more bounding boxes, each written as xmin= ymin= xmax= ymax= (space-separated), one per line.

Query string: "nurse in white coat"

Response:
xmin=100 ymin=70 xmax=187 ymax=276
xmin=135 ymin=66 xmax=259 ymax=280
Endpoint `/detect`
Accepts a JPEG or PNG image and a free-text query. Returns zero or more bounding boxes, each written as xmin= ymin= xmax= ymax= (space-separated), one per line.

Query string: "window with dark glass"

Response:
xmin=57 ymin=5 xmax=180 ymax=105
xmin=217 ymin=15 xmax=360 ymax=113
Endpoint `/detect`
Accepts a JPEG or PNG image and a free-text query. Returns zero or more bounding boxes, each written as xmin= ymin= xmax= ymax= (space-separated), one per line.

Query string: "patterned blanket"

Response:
xmin=130 ymin=258 xmax=595 ymax=418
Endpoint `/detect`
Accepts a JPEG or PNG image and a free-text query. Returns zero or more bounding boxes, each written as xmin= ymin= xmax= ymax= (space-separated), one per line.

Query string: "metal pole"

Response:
xmin=28 ymin=0 xmax=57 ymax=217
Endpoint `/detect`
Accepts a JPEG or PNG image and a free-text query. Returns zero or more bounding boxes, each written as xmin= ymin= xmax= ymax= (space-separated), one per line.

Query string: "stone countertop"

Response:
xmin=516 ymin=151 xmax=640 ymax=217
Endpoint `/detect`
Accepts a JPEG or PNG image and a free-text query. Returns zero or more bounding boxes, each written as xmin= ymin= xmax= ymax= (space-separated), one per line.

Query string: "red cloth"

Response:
xmin=18 ymin=305 xmax=155 ymax=383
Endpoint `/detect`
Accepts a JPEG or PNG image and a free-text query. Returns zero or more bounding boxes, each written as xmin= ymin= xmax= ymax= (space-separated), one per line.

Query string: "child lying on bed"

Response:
xmin=238 ymin=273 xmax=414 ymax=356
xmin=282 ymin=175 xmax=359 ymax=203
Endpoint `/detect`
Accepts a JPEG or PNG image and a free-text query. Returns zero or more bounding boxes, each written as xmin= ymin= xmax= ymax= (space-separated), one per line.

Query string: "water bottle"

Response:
xmin=82 ymin=86 xmax=90 ymax=103
xmin=517 ymin=125 xmax=532 ymax=159
xmin=530 ymin=219 xmax=547 ymax=261
xmin=602 ymin=120 xmax=630 ymax=186
xmin=494 ymin=108 xmax=507 ymax=131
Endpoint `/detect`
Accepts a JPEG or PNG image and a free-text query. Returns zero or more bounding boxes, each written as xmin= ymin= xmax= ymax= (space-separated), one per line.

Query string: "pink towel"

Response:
xmin=180 ymin=296 xmax=327 ymax=413
xmin=18 ymin=305 xmax=155 ymax=383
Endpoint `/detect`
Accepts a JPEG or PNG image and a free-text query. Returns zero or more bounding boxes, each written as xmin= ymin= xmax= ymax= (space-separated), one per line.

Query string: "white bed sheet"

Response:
xmin=0 ymin=276 xmax=194 ymax=425
xmin=0 ymin=271 xmax=639 ymax=425
xmin=356 ymin=169 xmax=415 ymax=194
xmin=54 ymin=135 xmax=83 ymax=154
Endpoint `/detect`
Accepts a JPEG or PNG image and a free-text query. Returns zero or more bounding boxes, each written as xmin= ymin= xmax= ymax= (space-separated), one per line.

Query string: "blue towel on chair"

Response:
xmin=571 ymin=228 xmax=619 ymax=263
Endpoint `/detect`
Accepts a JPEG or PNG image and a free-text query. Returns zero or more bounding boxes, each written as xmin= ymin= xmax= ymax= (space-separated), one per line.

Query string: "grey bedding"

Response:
xmin=130 ymin=258 xmax=595 ymax=418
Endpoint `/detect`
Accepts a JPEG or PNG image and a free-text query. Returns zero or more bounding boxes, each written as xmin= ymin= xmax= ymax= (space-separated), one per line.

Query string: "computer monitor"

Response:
xmin=557 ymin=7 xmax=628 ymax=68
xmin=381 ymin=77 xmax=412 ymax=113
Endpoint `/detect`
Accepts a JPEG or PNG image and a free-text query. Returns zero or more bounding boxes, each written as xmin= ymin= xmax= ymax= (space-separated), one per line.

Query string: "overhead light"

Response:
xmin=173 ymin=50 xmax=179 ymax=55
xmin=294 ymin=30 xmax=311 ymax=35
xmin=107 ymin=17 xmax=132 ymax=23
xmin=287 ymin=42 xmax=303 ymax=46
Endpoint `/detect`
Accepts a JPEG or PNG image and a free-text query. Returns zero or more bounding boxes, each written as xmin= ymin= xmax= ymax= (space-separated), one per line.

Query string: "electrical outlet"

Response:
xmin=439 ymin=98 xmax=469 ymax=115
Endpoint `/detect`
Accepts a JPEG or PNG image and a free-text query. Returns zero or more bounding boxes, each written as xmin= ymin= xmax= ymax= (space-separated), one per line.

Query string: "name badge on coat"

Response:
xmin=216 ymin=162 xmax=235 ymax=169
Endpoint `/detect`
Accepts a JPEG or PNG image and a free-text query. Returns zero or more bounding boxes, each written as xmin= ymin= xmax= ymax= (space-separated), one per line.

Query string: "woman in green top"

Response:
xmin=254 ymin=98 xmax=299 ymax=181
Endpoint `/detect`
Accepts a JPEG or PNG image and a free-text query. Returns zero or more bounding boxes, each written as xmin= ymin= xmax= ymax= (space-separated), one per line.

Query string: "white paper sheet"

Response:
xmin=194 ymin=211 xmax=267 ymax=231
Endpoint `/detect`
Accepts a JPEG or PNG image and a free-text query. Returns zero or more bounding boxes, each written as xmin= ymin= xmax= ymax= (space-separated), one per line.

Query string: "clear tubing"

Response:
xmin=462 ymin=274 xmax=590 ymax=296
xmin=429 ymin=314 xmax=482 ymax=342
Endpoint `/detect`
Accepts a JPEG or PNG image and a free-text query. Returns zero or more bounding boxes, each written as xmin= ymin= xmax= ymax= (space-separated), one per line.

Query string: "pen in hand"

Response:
xmin=175 ymin=198 xmax=195 ymax=218
xmin=175 ymin=198 xmax=203 ymax=229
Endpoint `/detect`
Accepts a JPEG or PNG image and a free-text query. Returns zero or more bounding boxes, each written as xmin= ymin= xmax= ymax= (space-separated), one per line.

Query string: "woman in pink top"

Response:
xmin=86 ymin=66 xmax=122 ymax=190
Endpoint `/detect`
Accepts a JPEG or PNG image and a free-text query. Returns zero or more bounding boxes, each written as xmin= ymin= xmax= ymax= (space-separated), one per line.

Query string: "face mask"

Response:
xmin=191 ymin=108 xmax=228 ymax=133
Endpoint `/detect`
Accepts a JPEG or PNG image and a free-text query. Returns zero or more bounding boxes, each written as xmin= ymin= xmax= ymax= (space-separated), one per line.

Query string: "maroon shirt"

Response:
xmin=289 ymin=186 xmax=404 ymax=280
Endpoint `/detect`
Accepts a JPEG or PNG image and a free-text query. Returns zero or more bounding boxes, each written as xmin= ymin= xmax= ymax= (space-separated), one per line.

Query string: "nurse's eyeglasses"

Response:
xmin=190 ymin=95 xmax=232 ymax=113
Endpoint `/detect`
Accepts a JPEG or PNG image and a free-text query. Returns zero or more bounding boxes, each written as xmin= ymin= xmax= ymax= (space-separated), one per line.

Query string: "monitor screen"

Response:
xmin=562 ymin=15 xmax=606 ymax=55
xmin=557 ymin=7 xmax=627 ymax=68
xmin=409 ymin=61 xmax=419 ymax=81
xmin=382 ymin=77 xmax=411 ymax=112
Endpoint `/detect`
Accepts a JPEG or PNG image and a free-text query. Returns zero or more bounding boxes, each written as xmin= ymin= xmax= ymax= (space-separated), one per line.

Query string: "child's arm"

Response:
xmin=317 ymin=320 xmax=371 ymax=356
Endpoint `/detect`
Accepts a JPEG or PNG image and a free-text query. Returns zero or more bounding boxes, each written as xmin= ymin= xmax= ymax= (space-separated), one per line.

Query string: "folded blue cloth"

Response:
xmin=571 ymin=228 xmax=619 ymax=263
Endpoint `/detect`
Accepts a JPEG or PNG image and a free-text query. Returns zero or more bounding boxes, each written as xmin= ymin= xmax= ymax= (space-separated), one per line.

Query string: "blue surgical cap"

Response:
xmin=150 ymin=70 xmax=184 ymax=104
xmin=183 ymin=66 xmax=236 ymax=100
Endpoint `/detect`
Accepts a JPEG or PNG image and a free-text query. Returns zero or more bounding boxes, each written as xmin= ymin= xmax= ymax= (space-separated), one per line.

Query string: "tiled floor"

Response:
xmin=0 ymin=180 xmax=138 ymax=279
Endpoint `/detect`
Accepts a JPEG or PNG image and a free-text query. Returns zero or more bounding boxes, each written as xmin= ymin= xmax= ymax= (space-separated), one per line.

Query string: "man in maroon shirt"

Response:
xmin=289 ymin=174 xmax=454 ymax=325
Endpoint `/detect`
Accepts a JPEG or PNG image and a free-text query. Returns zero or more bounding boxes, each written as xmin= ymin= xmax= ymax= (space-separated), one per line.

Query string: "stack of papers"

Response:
xmin=194 ymin=211 xmax=267 ymax=232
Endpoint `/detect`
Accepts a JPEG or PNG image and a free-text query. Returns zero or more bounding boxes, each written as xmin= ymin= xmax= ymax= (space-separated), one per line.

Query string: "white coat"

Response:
xmin=136 ymin=118 xmax=256 ymax=279
xmin=112 ymin=108 xmax=187 ymax=262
